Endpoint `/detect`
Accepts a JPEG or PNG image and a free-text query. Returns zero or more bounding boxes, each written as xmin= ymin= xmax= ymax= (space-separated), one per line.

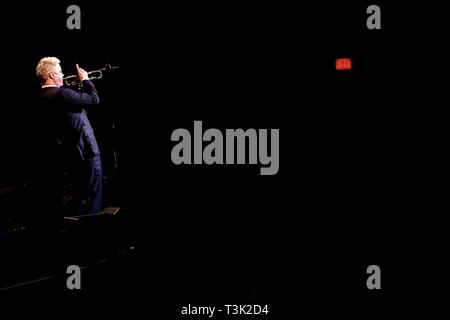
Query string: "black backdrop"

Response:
xmin=1 ymin=1 xmax=429 ymax=317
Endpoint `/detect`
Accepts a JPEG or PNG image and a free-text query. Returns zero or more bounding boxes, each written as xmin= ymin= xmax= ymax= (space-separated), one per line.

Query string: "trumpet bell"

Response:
xmin=62 ymin=64 xmax=119 ymax=88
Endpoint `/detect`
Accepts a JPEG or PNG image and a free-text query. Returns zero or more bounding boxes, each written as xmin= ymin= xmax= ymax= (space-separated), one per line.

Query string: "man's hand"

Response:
xmin=76 ymin=64 xmax=89 ymax=81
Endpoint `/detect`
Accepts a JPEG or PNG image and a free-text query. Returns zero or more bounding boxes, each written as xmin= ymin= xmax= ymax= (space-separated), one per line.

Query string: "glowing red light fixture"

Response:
xmin=335 ymin=58 xmax=352 ymax=70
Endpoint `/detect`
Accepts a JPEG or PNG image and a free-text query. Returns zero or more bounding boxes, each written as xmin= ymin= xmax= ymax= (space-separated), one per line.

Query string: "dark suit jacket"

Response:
xmin=38 ymin=80 xmax=100 ymax=162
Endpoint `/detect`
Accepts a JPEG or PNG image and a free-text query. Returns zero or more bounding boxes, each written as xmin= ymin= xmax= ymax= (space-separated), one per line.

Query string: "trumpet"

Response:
xmin=63 ymin=63 xmax=119 ymax=88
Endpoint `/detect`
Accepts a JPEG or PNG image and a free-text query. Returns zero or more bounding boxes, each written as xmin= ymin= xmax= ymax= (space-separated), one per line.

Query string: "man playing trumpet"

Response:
xmin=36 ymin=57 xmax=103 ymax=216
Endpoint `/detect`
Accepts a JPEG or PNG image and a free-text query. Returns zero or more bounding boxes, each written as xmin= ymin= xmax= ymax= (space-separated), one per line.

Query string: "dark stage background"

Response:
xmin=0 ymin=1 xmax=435 ymax=317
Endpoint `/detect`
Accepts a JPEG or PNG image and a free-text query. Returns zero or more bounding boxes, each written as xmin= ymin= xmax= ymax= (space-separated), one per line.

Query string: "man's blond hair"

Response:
xmin=36 ymin=57 xmax=60 ymax=84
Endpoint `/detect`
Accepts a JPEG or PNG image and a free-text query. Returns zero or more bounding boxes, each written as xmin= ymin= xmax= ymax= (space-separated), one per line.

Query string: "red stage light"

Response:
xmin=335 ymin=58 xmax=352 ymax=70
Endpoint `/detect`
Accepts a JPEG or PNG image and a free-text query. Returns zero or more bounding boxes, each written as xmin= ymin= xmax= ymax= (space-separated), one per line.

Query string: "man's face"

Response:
xmin=51 ymin=64 xmax=64 ymax=87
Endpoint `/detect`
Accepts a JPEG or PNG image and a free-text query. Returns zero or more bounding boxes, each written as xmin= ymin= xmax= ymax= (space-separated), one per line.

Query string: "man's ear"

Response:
xmin=49 ymin=72 xmax=55 ymax=79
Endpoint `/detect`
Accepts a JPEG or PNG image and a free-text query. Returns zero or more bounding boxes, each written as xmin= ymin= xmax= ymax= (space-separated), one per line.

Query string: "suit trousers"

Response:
xmin=64 ymin=155 xmax=103 ymax=215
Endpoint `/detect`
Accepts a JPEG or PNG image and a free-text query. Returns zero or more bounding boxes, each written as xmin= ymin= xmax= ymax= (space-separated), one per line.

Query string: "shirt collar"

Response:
xmin=41 ymin=84 xmax=58 ymax=89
